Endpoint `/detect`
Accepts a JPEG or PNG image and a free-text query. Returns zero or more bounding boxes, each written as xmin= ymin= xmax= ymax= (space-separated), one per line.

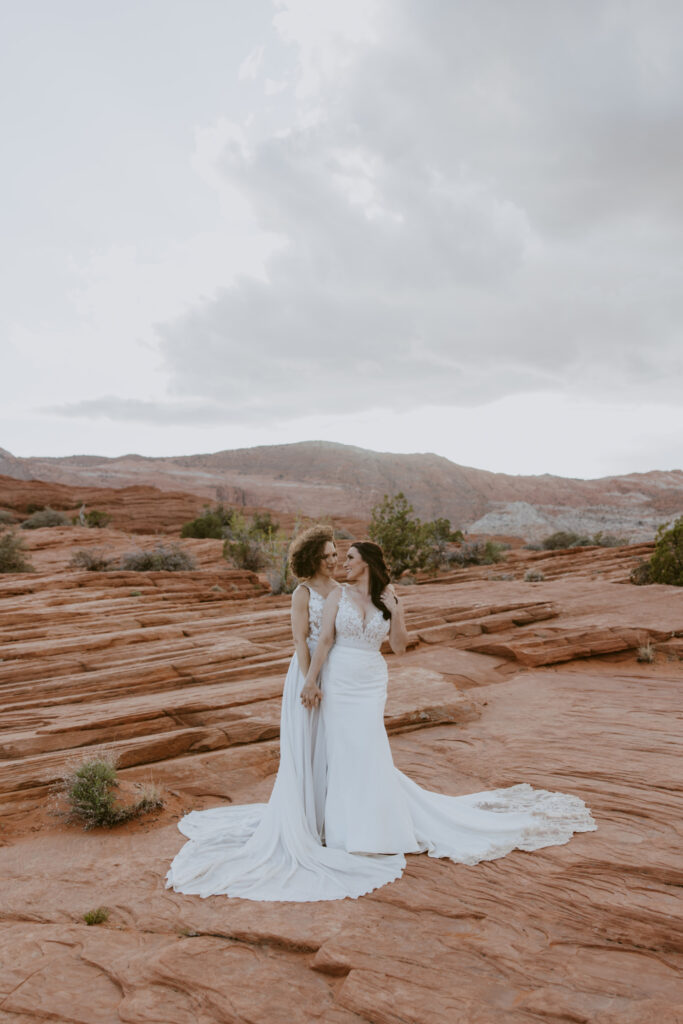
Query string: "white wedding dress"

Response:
xmin=166 ymin=586 xmax=596 ymax=902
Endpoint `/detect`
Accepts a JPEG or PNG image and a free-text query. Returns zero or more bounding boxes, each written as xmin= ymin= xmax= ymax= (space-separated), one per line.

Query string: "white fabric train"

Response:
xmin=166 ymin=586 xmax=596 ymax=902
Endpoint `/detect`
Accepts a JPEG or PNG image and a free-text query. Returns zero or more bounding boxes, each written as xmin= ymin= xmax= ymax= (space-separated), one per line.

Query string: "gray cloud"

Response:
xmin=52 ymin=1 xmax=683 ymax=424
xmin=43 ymin=397 xmax=240 ymax=425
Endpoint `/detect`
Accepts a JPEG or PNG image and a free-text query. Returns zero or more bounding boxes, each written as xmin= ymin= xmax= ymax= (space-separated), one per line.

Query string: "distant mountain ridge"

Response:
xmin=1 ymin=441 xmax=681 ymax=540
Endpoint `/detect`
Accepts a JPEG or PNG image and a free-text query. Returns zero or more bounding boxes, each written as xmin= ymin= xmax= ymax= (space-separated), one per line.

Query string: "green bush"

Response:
xmin=250 ymin=511 xmax=280 ymax=538
xmin=223 ymin=535 xmax=267 ymax=572
xmin=83 ymin=907 xmax=110 ymax=926
xmin=69 ymin=549 xmax=115 ymax=571
xmin=181 ymin=503 xmax=234 ymax=539
xmin=21 ymin=506 xmax=68 ymax=529
xmin=0 ymin=510 xmax=14 ymax=525
xmin=648 ymin=516 xmax=683 ymax=586
xmin=369 ymin=493 xmax=462 ymax=576
xmin=630 ymin=561 xmax=652 ymax=586
xmin=85 ymin=509 xmax=111 ymax=529
xmin=56 ymin=754 xmax=163 ymax=829
xmin=525 ymin=568 xmax=545 ymax=582
xmin=0 ymin=530 xmax=34 ymax=572
xmin=119 ymin=544 xmax=196 ymax=572
xmin=449 ymin=540 xmax=507 ymax=567
xmin=542 ymin=530 xmax=627 ymax=550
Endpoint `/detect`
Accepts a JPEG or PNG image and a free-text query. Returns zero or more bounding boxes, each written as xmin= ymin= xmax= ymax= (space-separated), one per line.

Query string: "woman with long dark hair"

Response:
xmin=300 ymin=540 xmax=596 ymax=867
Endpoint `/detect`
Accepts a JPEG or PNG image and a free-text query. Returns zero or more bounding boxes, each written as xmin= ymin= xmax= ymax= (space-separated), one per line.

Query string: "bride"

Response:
xmin=166 ymin=532 xmax=596 ymax=902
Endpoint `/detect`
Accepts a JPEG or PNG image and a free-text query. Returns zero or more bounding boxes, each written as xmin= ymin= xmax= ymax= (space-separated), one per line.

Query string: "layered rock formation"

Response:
xmin=2 ymin=440 xmax=682 ymax=539
xmin=0 ymin=470 xmax=682 ymax=1021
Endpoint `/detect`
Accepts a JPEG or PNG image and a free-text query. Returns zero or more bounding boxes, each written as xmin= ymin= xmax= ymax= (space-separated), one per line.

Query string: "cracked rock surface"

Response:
xmin=0 ymin=515 xmax=682 ymax=1022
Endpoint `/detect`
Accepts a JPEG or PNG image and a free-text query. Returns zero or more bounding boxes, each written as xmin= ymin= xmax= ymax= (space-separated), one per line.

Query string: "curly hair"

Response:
xmin=288 ymin=524 xmax=336 ymax=580
xmin=349 ymin=540 xmax=392 ymax=620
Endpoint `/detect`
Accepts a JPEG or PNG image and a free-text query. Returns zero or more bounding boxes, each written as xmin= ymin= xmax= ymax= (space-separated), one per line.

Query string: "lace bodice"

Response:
xmin=302 ymin=585 xmax=326 ymax=648
xmin=335 ymin=586 xmax=390 ymax=651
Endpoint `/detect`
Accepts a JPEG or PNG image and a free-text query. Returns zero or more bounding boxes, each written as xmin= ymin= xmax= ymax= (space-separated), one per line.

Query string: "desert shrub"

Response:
xmin=21 ymin=506 xmax=68 ymax=529
xmin=250 ymin=511 xmax=280 ymax=538
xmin=637 ymin=642 xmax=655 ymax=664
xmin=333 ymin=527 xmax=353 ymax=540
xmin=83 ymin=907 xmax=110 ymax=926
xmin=223 ymin=534 xmax=268 ymax=572
xmin=69 ymin=549 xmax=115 ymax=571
xmin=119 ymin=544 xmax=196 ymax=572
xmin=629 ymin=561 xmax=652 ymax=586
xmin=525 ymin=568 xmax=545 ymax=582
xmin=524 ymin=542 xmax=543 ymax=551
xmin=222 ymin=512 xmax=295 ymax=590
xmin=0 ymin=510 xmax=14 ymax=524
xmin=56 ymin=754 xmax=164 ymax=829
xmin=84 ymin=509 xmax=111 ymax=529
xmin=0 ymin=530 xmax=34 ymax=572
xmin=181 ymin=503 xmax=234 ymax=539
xmin=369 ymin=493 xmax=462 ymax=576
xmin=542 ymin=530 xmax=627 ymax=550
xmin=648 ymin=516 xmax=683 ymax=587
xmin=541 ymin=531 xmax=581 ymax=550
xmin=448 ymin=540 xmax=506 ymax=567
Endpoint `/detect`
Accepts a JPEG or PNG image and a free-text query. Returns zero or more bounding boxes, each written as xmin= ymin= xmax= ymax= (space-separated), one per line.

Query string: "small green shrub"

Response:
xmin=637 ymin=642 xmax=655 ymax=664
xmin=648 ymin=516 xmax=683 ymax=586
xmin=0 ymin=510 xmax=14 ymax=524
xmin=542 ymin=530 xmax=627 ymax=550
xmin=83 ymin=907 xmax=109 ymax=926
xmin=21 ymin=506 xmax=68 ymax=529
xmin=250 ymin=511 xmax=280 ymax=538
xmin=56 ymin=754 xmax=164 ymax=829
xmin=630 ymin=561 xmax=652 ymax=586
xmin=333 ymin=527 xmax=353 ymax=540
xmin=448 ymin=540 xmax=506 ymax=567
xmin=0 ymin=530 xmax=34 ymax=572
xmin=223 ymin=535 xmax=267 ymax=571
xmin=69 ymin=549 xmax=115 ymax=571
xmin=84 ymin=509 xmax=111 ymax=529
xmin=181 ymin=504 xmax=234 ymax=539
xmin=119 ymin=544 xmax=196 ymax=572
xmin=525 ymin=568 xmax=545 ymax=582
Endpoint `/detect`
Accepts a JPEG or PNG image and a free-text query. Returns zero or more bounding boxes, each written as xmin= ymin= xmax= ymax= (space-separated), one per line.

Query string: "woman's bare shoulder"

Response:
xmin=291 ymin=584 xmax=310 ymax=607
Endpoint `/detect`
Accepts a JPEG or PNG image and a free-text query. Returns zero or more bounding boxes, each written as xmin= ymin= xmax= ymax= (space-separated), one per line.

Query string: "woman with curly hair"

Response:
xmin=167 ymin=526 xmax=407 ymax=901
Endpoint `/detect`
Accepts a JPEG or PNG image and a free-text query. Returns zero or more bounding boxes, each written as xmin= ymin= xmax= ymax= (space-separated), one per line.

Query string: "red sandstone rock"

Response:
xmin=0 ymin=513 xmax=681 ymax=1022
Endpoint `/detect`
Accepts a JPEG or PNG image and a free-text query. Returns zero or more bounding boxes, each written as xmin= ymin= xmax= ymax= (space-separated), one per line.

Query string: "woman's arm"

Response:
xmin=290 ymin=585 xmax=312 ymax=676
xmin=382 ymin=586 xmax=408 ymax=655
xmin=300 ymin=589 xmax=341 ymax=709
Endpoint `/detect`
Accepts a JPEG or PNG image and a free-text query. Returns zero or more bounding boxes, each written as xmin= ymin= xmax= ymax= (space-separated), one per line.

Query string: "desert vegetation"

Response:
xmin=21 ymin=506 xmax=69 ymax=529
xmin=54 ymin=754 xmax=163 ymax=829
xmin=69 ymin=549 xmax=116 ymax=571
xmin=448 ymin=540 xmax=507 ymax=568
xmin=368 ymin=492 xmax=463 ymax=576
xmin=541 ymin=530 xmax=627 ymax=550
xmin=630 ymin=515 xmax=683 ymax=587
xmin=181 ymin=503 xmax=235 ymax=539
xmin=83 ymin=907 xmax=110 ymax=926
xmin=0 ymin=529 xmax=34 ymax=573
xmin=120 ymin=544 xmax=197 ymax=572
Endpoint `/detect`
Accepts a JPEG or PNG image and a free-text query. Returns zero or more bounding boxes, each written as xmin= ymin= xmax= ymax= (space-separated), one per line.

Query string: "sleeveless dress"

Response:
xmin=166 ymin=586 xmax=596 ymax=901
xmin=165 ymin=585 xmax=405 ymax=901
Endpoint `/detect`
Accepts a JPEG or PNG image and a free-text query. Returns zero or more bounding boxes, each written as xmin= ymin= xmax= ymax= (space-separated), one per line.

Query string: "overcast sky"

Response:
xmin=2 ymin=0 xmax=682 ymax=478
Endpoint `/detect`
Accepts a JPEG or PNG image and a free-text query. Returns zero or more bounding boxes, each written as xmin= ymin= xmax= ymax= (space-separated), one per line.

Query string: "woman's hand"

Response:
xmin=381 ymin=585 xmax=399 ymax=613
xmin=300 ymin=681 xmax=322 ymax=709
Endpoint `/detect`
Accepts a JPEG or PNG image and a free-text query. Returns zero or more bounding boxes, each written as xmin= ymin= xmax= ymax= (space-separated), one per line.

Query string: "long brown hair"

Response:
xmin=349 ymin=540 xmax=391 ymax=620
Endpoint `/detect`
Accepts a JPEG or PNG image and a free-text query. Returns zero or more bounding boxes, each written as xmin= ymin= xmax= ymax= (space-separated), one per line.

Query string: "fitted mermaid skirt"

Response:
xmin=320 ymin=641 xmax=596 ymax=865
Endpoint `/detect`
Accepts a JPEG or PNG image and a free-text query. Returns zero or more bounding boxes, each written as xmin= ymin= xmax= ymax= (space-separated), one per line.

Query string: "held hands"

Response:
xmin=300 ymin=681 xmax=322 ymax=709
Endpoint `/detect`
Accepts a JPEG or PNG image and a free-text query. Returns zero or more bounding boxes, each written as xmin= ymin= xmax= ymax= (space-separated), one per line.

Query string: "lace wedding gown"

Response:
xmin=166 ymin=586 xmax=596 ymax=902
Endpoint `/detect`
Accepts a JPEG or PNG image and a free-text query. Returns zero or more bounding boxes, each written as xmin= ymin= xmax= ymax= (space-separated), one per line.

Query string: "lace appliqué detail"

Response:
xmin=335 ymin=587 xmax=390 ymax=651
xmin=455 ymin=783 xmax=598 ymax=866
xmin=303 ymin=586 xmax=326 ymax=649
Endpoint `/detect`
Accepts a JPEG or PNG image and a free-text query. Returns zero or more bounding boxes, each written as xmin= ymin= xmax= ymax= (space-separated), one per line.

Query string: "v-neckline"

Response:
xmin=344 ymin=586 xmax=376 ymax=631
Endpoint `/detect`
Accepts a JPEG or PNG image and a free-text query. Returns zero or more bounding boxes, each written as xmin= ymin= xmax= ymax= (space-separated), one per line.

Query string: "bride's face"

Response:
xmin=344 ymin=546 xmax=367 ymax=582
xmin=317 ymin=541 xmax=338 ymax=577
